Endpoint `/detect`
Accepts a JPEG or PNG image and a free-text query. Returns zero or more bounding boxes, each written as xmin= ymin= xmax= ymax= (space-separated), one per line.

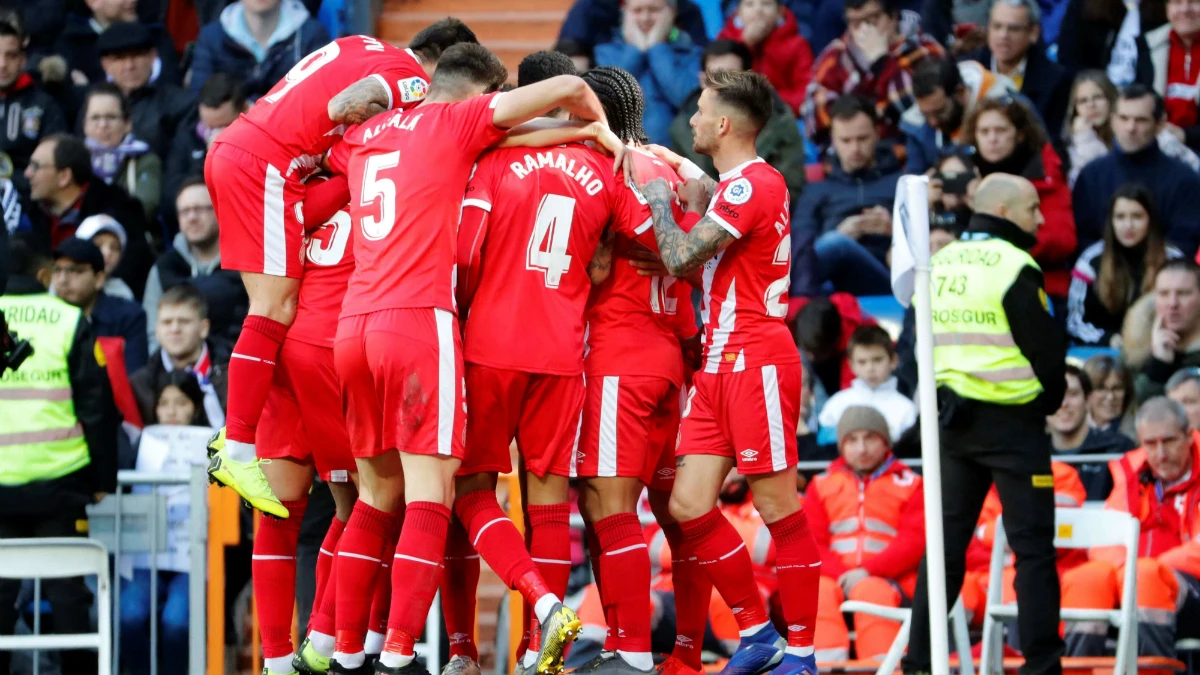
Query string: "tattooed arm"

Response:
xmin=643 ymin=178 xmax=734 ymax=278
xmin=328 ymin=76 xmax=391 ymax=125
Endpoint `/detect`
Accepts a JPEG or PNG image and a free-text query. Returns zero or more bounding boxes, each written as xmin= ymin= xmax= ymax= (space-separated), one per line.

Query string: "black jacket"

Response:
xmin=162 ymin=106 xmax=207 ymax=229
xmin=1054 ymin=428 xmax=1137 ymax=501
xmin=0 ymin=274 xmax=118 ymax=515
xmin=23 ymin=179 xmax=154 ymax=299
xmin=130 ymin=338 xmax=231 ymax=426
xmin=0 ymin=74 xmax=67 ymax=194
xmin=154 ymin=246 xmax=247 ymax=343
xmin=960 ymin=213 xmax=1068 ymax=417
xmin=961 ymin=45 xmax=1072 ymax=139
xmin=1056 ymin=0 xmax=1164 ymax=81
xmin=122 ymin=80 xmax=195 ymax=160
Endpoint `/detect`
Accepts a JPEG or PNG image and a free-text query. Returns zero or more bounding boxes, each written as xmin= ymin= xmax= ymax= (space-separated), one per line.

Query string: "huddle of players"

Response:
xmin=200 ymin=17 xmax=821 ymax=675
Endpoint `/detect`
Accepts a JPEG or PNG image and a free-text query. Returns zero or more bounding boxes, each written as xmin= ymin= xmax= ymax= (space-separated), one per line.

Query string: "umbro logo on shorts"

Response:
xmin=657 ymin=468 xmax=675 ymax=478
xmin=788 ymin=625 xmax=806 ymax=632
xmin=740 ymin=449 xmax=759 ymax=460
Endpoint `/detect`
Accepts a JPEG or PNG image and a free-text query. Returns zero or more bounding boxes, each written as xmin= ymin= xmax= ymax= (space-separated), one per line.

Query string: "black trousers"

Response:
xmin=0 ymin=508 xmax=98 ymax=675
xmin=902 ymin=399 xmax=1064 ymax=675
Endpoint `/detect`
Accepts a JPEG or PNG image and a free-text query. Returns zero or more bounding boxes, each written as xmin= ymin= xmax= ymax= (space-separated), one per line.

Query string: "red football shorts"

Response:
xmin=257 ymin=338 xmax=356 ymax=481
xmin=459 ymin=365 xmax=584 ymax=478
xmin=334 ymin=308 xmax=466 ymax=460
xmin=206 ymin=142 xmax=305 ymax=279
xmin=676 ymin=364 xmax=801 ymax=474
xmin=576 ymin=375 xmax=680 ymax=491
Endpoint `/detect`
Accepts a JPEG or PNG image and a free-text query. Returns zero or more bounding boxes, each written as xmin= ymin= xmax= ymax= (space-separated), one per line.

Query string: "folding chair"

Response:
xmin=979 ymin=509 xmax=1140 ymax=675
xmin=0 ymin=538 xmax=112 ymax=675
xmin=838 ymin=594 xmax=974 ymax=675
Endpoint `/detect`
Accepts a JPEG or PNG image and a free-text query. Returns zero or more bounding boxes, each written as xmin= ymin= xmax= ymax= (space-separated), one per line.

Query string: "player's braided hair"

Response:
xmin=580 ymin=66 xmax=647 ymax=144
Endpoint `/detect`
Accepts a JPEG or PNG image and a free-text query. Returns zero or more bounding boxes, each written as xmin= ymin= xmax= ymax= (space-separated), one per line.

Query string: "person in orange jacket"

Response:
xmin=1060 ymin=396 xmax=1200 ymax=658
xmin=959 ymin=460 xmax=1088 ymax=625
xmin=803 ymin=405 xmax=925 ymax=661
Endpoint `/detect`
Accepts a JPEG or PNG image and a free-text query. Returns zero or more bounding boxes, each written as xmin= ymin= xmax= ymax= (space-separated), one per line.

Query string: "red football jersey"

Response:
xmin=328 ymin=92 xmax=508 ymax=317
xmin=215 ymin=35 xmax=428 ymax=179
xmin=288 ymin=204 xmax=355 ymax=348
xmin=584 ymin=150 xmax=696 ymax=387
xmin=459 ymin=143 xmax=637 ymax=375
xmin=698 ymin=158 xmax=798 ymax=373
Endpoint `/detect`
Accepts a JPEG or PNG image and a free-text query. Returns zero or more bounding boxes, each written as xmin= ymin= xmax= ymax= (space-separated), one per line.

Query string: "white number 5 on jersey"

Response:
xmin=306 ymin=209 xmax=351 ymax=266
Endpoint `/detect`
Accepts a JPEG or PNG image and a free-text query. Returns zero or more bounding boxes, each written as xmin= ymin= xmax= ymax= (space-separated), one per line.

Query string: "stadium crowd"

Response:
xmin=7 ymin=0 xmax=1200 ymax=673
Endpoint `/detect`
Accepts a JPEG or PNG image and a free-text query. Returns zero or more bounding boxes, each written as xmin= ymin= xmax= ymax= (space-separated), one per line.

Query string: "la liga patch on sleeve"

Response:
xmin=725 ymin=177 xmax=753 ymax=204
xmin=398 ymin=77 xmax=428 ymax=103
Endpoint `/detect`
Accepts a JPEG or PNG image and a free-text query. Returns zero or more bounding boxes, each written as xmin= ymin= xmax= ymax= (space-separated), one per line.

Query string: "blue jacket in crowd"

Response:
xmin=189 ymin=0 xmax=330 ymax=99
xmin=1072 ymin=142 xmax=1200 ymax=258
xmin=595 ymin=32 xmax=703 ymax=146
xmin=792 ymin=148 xmax=902 ymax=236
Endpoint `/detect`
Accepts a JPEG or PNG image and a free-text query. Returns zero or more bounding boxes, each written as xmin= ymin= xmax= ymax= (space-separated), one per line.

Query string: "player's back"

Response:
xmin=289 ymin=203 xmax=356 ymax=349
xmin=217 ymin=35 xmax=428 ymax=176
xmin=700 ymin=158 xmax=797 ymax=374
xmin=330 ymin=92 xmax=508 ymax=318
xmin=585 ymin=150 xmax=694 ymax=384
xmin=463 ymin=143 xmax=620 ymax=376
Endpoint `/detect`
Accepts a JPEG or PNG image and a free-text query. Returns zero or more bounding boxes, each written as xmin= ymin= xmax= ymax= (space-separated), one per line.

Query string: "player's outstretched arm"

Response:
xmin=642 ymin=178 xmax=734 ymax=278
xmin=492 ymin=75 xmax=607 ymax=129
xmin=328 ymin=76 xmax=391 ymax=125
xmin=497 ymin=119 xmax=633 ymax=176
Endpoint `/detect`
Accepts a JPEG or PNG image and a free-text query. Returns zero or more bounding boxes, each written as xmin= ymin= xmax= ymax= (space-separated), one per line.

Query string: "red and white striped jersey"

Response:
xmin=698 ymin=158 xmax=798 ymax=373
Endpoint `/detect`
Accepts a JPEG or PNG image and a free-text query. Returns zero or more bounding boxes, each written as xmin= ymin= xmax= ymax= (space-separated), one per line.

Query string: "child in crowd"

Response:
xmin=817 ymin=325 xmax=917 ymax=441
xmin=154 ymin=370 xmax=210 ymax=426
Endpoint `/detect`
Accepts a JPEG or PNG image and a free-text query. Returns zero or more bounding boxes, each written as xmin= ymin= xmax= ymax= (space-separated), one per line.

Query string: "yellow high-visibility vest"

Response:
xmin=923 ymin=237 xmax=1043 ymax=404
xmin=0 ymin=292 xmax=89 ymax=485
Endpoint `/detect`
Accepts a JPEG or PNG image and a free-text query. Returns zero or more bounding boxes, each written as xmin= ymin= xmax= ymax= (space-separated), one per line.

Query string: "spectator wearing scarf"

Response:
xmin=83 ymin=83 xmax=162 ymax=222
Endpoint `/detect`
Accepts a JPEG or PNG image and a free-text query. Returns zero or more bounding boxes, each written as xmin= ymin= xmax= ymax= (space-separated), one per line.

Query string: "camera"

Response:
xmin=0 ymin=311 xmax=33 ymax=373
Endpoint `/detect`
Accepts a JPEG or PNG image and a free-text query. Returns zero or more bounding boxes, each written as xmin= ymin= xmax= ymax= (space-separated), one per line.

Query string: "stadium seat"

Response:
xmin=834 ymin=596 xmax=974 ymax=675
xmin=980 ymin=509 xmax=1139 ymax=675
xmin=0 ymin=538 xmax=112 ymax=675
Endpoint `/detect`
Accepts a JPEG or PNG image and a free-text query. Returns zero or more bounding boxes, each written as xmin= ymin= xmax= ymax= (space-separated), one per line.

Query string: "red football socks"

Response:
xmin=595 ymin=513 xmax=652 ymax=654
xmin=528 ymin=503 xmax=571 ymax=601
xmin=309 ymin=515 xmax=346 ymax=634
xmin=442 ymin=517 xmax=481 ymax=661
xmin=662 ymin=522 xmax=711 ymax=670
xmin=768 ymin=510 xmax=820 ymax=652
xmin=253 ymin=498 xmax=307 ymax=658
xmin=226 ymin=315 xmax=288 ymax=445
xmin=335 ymin=502 xmax=399 ymax=655
xmin=455 ymin=490 xmax=548 ymax=603
xmin=384 ymin=502 xmax=451 ymax=659
xmin=585 ymin=523 xmax=618 ymax=652
xmin=370 ymin=514 xmax=404 ymax=640
xmin=679 ymin=508 xmax=769 ymax=631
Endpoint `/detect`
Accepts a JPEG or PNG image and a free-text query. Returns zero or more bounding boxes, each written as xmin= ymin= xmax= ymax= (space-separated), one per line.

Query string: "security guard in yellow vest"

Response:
xmin=902 ymin=174 xmax=1067 ymax=675
xmin=0 ymin=239 xmax=117 ymax=675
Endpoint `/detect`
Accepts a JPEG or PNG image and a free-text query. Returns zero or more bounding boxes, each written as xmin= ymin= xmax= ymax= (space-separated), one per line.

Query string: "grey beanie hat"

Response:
xmin=836 ymin=405 xmax=891 ymax=447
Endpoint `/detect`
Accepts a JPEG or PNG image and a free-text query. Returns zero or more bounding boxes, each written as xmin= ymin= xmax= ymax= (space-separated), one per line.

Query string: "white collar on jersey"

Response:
xmin=719 ymin=157 xmax=765 ymax=182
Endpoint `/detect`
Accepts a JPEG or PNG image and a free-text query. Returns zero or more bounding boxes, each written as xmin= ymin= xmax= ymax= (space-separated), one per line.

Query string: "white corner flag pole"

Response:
xmin=890 ymin=175 xmax=950 ymax=675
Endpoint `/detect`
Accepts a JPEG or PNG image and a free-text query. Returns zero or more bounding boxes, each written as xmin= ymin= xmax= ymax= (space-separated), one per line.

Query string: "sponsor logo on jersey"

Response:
xmin=399 ymin=77 xmax=428 ymax=103
xmin=716 ymin=202 xmax=739 ymax=218
xmin=725 ymin=177 xmax=752 ymax=205
xmin=740 ymin=449 xmax=758 ymax=460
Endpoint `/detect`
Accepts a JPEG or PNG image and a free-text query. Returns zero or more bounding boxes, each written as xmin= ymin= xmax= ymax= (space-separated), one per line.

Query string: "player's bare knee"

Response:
xmin=647 ymin=488 xmax=675 ymax=526
xmin=668 ymin=491 xmax=707 ymax=523
xmin=526 ymin=472 xmax=570 ymax=506
xmin=329 ymin=480 xmax=358 ymax=520
xmin=747 ymin=473 xmax=801 ymax=524
xmin=261 ymin=458 xmax=313 ymax=501
xmin=584 ymin=477 xmax=640 ymax=519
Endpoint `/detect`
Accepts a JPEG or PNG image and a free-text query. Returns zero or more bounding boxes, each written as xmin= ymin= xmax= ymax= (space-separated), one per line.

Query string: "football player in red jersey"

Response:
xmin=446 ymin=58 xmax=665 ymax=675
xmin=204 ymin=20 xmax=477 ymax=519
xmin=323 ymin=44 xmax=627 ymax=675
xmin=639 ymin=71 xmax=821 ymax=675
xmin=567 ymin=67 xmax=712 ymax=675
xmin=247 ymin=177 xmax=360 ymax=675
